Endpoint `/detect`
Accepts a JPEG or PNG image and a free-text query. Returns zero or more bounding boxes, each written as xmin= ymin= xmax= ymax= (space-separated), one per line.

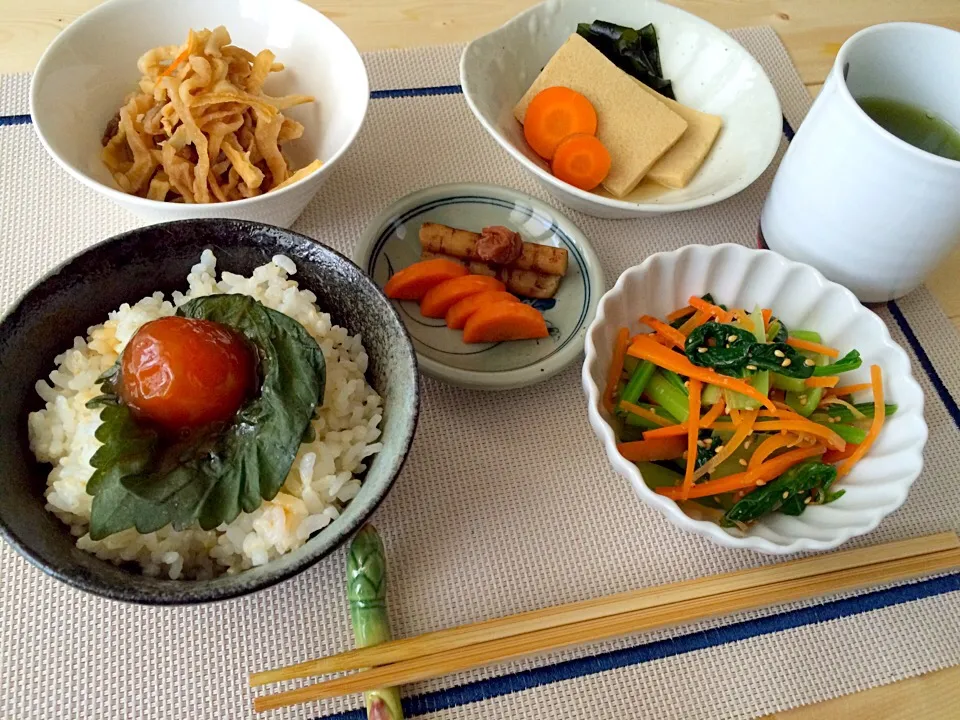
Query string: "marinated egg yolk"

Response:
xmin=119 ymin=316 xmax=256 ymax=431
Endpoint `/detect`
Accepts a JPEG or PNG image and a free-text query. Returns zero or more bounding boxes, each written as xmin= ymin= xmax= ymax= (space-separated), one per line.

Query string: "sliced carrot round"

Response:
xmin=523 ymin=86 xmax=598 ymax=160
xmin=419 ymin=275 xmax=505 ymax=318
xmin=462 ymin=301 xmax=548 ymax=344
xmin=383 ymin=258 xmax=468 ymax=301
xmin=551 ymin=133 xmax=611 ymax=191
xmin=445 ymin=290 xmax=520 ymax=330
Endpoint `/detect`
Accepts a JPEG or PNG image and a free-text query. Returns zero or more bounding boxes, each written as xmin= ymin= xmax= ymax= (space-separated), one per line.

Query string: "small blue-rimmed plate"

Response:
xmin=356 ymin=183 xmax=604 ymax=390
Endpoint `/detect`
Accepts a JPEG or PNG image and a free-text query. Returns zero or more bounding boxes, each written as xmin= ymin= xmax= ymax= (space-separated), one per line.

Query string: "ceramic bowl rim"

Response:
xmin=355 ymin=182 xmax=605 ymax=391
xmin=28 ymin=0 xmax=370 ymax=211
xmin=581 ymin=243 xmax=928 ymax=554
xmin=459 ymin=0 xmax=783 ymax=214
xmin=0 ymin=218 xmax=420 ymax=604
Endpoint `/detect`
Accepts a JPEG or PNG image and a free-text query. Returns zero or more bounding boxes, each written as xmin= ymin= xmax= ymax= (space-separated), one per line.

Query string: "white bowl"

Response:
xmin=460 ymin=0 xmax=782 ymax=219
xmin=582 ymin=244 xmax=927 ymax=553
xmin=355 ymin=183 xmax=605 ymax=390
xmin=30 ymin=0 xmax=369 ymax=228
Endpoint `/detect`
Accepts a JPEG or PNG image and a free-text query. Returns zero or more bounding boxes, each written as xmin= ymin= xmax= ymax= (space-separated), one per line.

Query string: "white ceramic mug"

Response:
xmin=760 ymin=23 xmax=960 ymax=303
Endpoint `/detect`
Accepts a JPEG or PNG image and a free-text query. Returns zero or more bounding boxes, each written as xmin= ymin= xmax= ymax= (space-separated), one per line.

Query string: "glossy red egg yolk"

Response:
xmin=119 ymin=316 xmax=256 ymax=431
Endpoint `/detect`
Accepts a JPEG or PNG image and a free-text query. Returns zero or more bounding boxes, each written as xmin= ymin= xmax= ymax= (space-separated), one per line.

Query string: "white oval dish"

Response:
xmin=30 ymin=0 xmax=369 ymax=228
xmin=582 ymin=244 xmax=927 ymax=554
xmin=356 ymin=183 xmax=604 ymax=391
xmin=460 ymin=0 xmax=782 ymax=219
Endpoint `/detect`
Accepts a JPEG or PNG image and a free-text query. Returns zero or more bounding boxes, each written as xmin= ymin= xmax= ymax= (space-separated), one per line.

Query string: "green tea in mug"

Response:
xmin=856 ymin=97 xmax=960 ymax=161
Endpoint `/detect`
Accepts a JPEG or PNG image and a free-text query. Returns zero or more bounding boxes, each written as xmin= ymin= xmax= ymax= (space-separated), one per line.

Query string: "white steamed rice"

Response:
xmin=27 ymin=250 xmax=383 ymax=580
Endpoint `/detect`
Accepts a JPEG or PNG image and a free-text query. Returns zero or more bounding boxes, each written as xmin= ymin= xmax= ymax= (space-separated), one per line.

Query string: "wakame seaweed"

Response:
xmin=85 ymin=295 xmax=325 ymax=540
xmin=576 ymin=20 xmax=675 ymax=99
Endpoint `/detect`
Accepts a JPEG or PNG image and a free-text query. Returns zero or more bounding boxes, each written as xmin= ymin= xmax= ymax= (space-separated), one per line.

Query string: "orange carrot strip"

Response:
xmin=729 ymin=408 xmax=742 ymax=424
xmin=462 ymin=302 xmax=548 ymax=344
xmin=827 ymin=383 xmax=872 ymax=397
xmin=603 ymin=328 xmax=631 ymax=413
xmin=627 ymin=336 xmax=775 ymax=410
xmin=656 ymin=446 xmax=826 ymax=500
xmin=805 ymin=376 xmax=840 ymax=388
xmin=681 ymin=379 xmax=703 ymax=499
xmin=666 ymin=306 xmax=694 ymax=322
xmin=688 ymin=296 xmax=732 ymax=323
xmin=837 ymin=365 xmax=885 ymax=478
xmin=642 ymin=425 xmax=688 ymax=439
xmin=694 ymin=409 xmax=758 ymax=480
xmin=823 ymin=443 xmax=859 ymax=464
xmin=617 ymin=436 xmax=688 ymax=463
xmin=551 ymin=134 xmax=611 ymax=191
xmin=161 ymin=47 xmax=191 ymax=77
xmin=710 ymin=419 xmax=845 ymax=450
xmin=748 ymin=433 xmax=800 ymax=470
xmin=677 ymin=310 xmax=710 ymax=336
xmin=639 ymin=315 xmax=687 ymax=349
xmin=761 ymin=308 xmax=772 ymax=329
xmin=700 ymin=398 xmax=726 ymax=426
xmin=619 ymin=401 xmax=673 ymax=428
xmin=786 ymin=337 xmax=840 ymax=358
xmin=524 ymin=87 xmax=598 ymax=160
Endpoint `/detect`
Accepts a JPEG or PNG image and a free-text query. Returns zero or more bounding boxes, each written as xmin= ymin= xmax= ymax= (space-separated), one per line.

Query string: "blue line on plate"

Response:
xmin=782 ymin=115 xmax=795 ymax=141
xmin=888 ymin=300 xmax=960 ymax=428
xmin=370 ymin=85 xmax=462 ymax=99
xmin=0 ymin=114 xmax=31 ymax=126
xmin=316 ymin=571 xmax=960 ymax=720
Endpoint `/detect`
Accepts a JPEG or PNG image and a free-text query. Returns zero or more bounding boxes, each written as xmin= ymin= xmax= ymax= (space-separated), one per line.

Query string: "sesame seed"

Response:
xmin=714 ymin=445 xmax=724 ymax=453
xmin=682 ymin=451 xmax=688 ymax=459
xmin=739 ymin=458 xmax=748 ymax=466
xmin=831 ymin=416 xmax=841 ymax=423
xmin=804 ymin=358 xmax=816 ymax=367
xmin=782 ymin=491 xmax=790 ymax=499
xmin=781 ymin=358 xmax=792 ymax=367
xmin=756 ymin=480 xmax=766 ymax=486
xmin=774 ymin=349 xmax=785 ymax=358
xmin=684 ymin=381 xmax=690 ymax=388
xmin=697 ymin=440 xmax=706 ymax=448
xmin=744 ymin=439 xmax=753 ymax=450
xmin=804 ymin=497 xmax=812 ymax=505
xmin=698 ymin=347 xmax=708 ymax=354
xmin=704 ymin=438 xmax=713 ymax=446
xmin=799 ymin=395 xmax=807 ymax=406
xmin=727 ymin=335 xmax=739 ymax=343
xmin=746 ymin=364 xmax=757 ymax=371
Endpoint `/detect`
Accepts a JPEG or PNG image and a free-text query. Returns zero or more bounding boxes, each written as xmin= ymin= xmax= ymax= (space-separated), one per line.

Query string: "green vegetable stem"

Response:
xmin=645 ymin=371 xmax=689 ymax=423
xmin=617 ymin=360 xmax=655 ymax=409
xmin=348 ymin=525 xmax=404 ymax=720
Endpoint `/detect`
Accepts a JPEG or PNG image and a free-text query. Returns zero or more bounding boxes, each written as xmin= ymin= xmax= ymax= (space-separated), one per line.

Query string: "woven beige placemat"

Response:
xmin=2 ymin=27 xmax=959 ymax=720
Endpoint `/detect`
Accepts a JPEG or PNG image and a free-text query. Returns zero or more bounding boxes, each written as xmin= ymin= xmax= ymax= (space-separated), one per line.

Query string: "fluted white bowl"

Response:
xmin=582 ymin=244 xmax=927 ymax=554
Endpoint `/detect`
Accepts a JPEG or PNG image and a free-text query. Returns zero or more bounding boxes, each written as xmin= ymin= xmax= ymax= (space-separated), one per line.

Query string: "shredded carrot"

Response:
xmin=688 ymin=296 xmax=732 ymax=323
xmin=823 ymin=443 xmax=859 ymax=464
xmin=161 ymin=47 xmax=191 ymax=78
xmin=666 ymin=306 xmax=694 ymax=322
xmin=627 ymin=336 xmax=775 ymax=410
xmin=680 ymin=379 xmax=703 ymax=499
xmin=827 ymin=382 xmax=872 ymax=397
xmin=643 ymin=424 xmax=688 ymax=439
xmin=712 ymin=419 xmax=845 ymax=450
xmin=748 ymin=433 xmax=800 ymax=470
xmin=639 ymin=315 xmax=687 ymax=350
xmin=761 ymin=308 xmax=772 ymax=329
xmin=700 ymin=398 xmax=726 ymax=426
xmin=619 ymin=401 xmax=672 ymax=428
xmin=603 ymin=328 xmax=631 ymax=413
xmin=837 ymin=365 xmax=885 ymax=478
xmin=786 ymin=337 xmax=840 ymax=358
xmin=729 ymin=408 xmax=742 ymax=424
xmin=805 ymin=376 xmax=840 ymax=388
xmin=656 ymin=446 xmax=826 ymax=500
xmin=617 ymin=436 xmax=687 ymax=462
xmin=677 ymin=309 xmax=710 ymax=336
xmin=694 ymin=409 xmax=758 ymax=480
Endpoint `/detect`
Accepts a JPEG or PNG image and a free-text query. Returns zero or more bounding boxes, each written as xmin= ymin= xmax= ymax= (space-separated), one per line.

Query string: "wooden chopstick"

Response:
xmin=252 ymin=533 xmax=960 ymax=712
xmin=250 ymin=532 xmax=958 ymax=687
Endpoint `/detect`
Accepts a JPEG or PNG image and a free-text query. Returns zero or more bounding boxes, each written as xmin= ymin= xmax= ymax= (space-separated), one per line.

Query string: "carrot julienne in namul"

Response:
xmin=606 ymin=295 xmax=893 ymax=528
